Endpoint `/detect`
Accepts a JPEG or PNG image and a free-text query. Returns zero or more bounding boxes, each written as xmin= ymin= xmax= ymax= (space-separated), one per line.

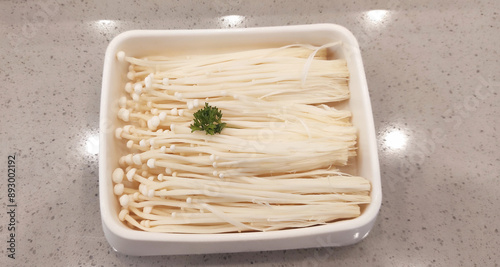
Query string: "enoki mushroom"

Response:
xmin=112 ymin=43 xmax=371 ymax=233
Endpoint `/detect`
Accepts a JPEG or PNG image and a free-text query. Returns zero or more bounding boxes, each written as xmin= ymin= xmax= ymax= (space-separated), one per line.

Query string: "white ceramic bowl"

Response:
xmin=99 ymin=23 xmax=381 ymax=256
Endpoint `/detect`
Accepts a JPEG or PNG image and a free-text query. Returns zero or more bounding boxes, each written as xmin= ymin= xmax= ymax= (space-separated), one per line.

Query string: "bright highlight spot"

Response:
xmin=86 ymin=134 xmax=99 ymax=155
xmin=219 ymin=15 xmax=245 ymax=28
xmin=96 ymin=20 xmax=115 ymax=26
xmin=362 ymin=9 xmax=393 ymax=29
xmin=92 ymin=20 xmax=119 ymax=32
xmin=366 ymin=10 xmax=390 ymax=23
xmin=384 ymin=129 xmax=407 ymax=150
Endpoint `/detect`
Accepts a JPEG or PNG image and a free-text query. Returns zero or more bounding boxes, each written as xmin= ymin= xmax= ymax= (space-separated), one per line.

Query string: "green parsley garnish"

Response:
xmin=190 ymin=103 xmax=227 ymax=135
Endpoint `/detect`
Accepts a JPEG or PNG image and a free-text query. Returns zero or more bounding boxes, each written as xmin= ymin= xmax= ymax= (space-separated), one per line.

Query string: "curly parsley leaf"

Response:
xmin=190 ymin=103 xmax=227 ymax=135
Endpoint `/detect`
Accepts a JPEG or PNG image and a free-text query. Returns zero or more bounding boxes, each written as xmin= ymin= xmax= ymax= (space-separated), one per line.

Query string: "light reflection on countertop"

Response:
xmin=381 ymin=127 xmax=408 ymax=150
xmin=94 ymin=19 xmax=118 ymax=28
xmin=85 ymin=133 xmax=99 ymax=155
xmin=89 ymin=19 xmax=122 ymax=36
xmin=359 ymin=9 xmax=394 ymax=40
xmin=364 ymin=10 xmax=392 ymax=26
xmin=218 ymin=14 xmax=246 ymax=28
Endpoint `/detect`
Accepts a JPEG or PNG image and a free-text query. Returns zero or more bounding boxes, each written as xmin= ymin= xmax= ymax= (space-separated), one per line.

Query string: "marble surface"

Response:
xmin=0 ymin=0 xmax=499 ymax=266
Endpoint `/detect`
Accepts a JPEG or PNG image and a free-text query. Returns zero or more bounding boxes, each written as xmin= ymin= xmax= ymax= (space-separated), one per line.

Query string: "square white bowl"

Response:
xmin=99 ymin=23 xmax=381 ymax=256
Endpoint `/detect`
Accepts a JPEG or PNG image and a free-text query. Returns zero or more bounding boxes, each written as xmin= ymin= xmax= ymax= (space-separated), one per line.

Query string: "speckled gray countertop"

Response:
xmin=1 ymin=0 xmax=499 ymax=266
